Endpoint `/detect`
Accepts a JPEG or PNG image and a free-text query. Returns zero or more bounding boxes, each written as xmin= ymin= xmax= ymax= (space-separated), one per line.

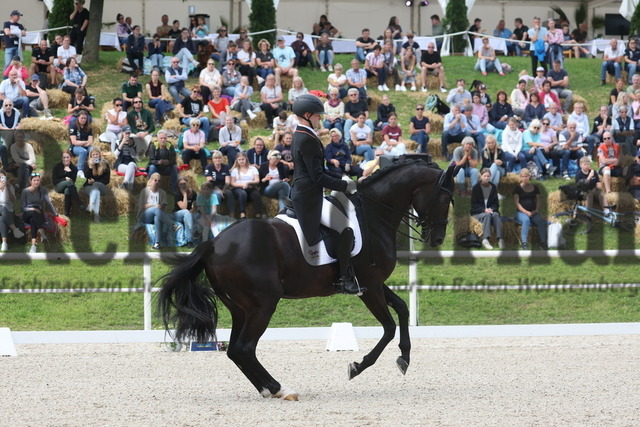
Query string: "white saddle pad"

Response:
xmin=275 ymin=192 xmax=362 ymax=266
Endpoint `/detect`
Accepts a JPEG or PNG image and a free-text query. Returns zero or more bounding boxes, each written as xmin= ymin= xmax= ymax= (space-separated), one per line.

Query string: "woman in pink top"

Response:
xmin=547 ymin=19 xmax=565 ymax=67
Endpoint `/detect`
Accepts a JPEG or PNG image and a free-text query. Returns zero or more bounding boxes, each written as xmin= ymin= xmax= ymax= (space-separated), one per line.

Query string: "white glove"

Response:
xmin=342 ymin=176 xmax=357 ymax=194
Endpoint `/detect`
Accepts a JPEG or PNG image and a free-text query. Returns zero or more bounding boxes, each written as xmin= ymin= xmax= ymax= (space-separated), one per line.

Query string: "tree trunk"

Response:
xmin=83 ymin=0 xmax=104 ymax=64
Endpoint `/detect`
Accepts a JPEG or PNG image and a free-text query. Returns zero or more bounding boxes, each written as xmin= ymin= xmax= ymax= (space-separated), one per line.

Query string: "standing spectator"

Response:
xmin=291 ymin=32 xmax=315 ymax=70
xmin=178 ymin=86 xmax=210 ymax=141
xmin=116 ymin=14 xmax=132 ymax=46
xmin=481 ymin=135 xmax=506 ymax=187
xmin=61 ymin=58 xmax=87 ymax=97
xmin=147 ymin=34 xmax=165 ymax=72
xmin=468 ymin=18 xmax=482 ymax=45
xmin=172 ymin=28 xmax=199 ymax=72
xmin=114 ymin=128 xmax=139 ymax=191
xmin=0 ymin=69 xmax=29 ymax=118
xmin=471 ymin=168 xmax=504 ymax=249
xmin=446 ymin=78 xmax=471 ymax=106
xmin=204 ymin=150 xmax=235 ymax=216
xmin=346 ymin=59 xmax=368 ymax=99
xmin=513 ymin=168 xmax=548 ymax=250
xmin=69 ymin=0 xmax=89 ymax=55
xmin=315 ymin=33 xmax=334 ymax=72
xmin=431 ymin=15 xmax=444 ymax=50
xmin=323 ymin=87 xmax=344 ymax=134
xmin=121 ymin=73 xmax=142 ymax=111
xmin=52 ymin=151 xmax=82 ymax=217
xmin=260 ymin=74 xmax=284 ymax=129
xmin=255 ymin=39 xmax=276 ymax=81
xmin=146 ymin=69 xmax=174 ymax=125
xmin=624 ymin=39 xmax=640 ymax=84
xmin=21 ymin=172 xmax=58 ymax=253
xmin=237 ymin=39 xmax=257 ymax=86
xmin=29 ymin=40 xmax=55 ymax=88
xmin=493 ymin=20 xmax=513 ymax=55
xmin=355 ymin=28 xmax=379 ymax=62
xmin=3 ymin=10 xmax=26 ymax=70
xmin=0 ymin=169 xmax=24 ymax=252
xmin=453 ymin=137 xmax=479 ymax=195
xmin=230 ymin=152 xmax=263 ymax=219
xmin=69 ymin=110 xmax=93 ymax=178
xmin=546 ymin=60 xmax=573 ymax=113
xmin=173 ymin=176 xmax=197 ymax=248
xmin=380 ymin=113 xmax=407 ymax=155
xmin=528 ymin=17 xmax=548 ymax=75
xmin=156 ymin=14 xmax=171 ymax=38
xmin=546 ymin=19 xmax=564 ymax=66
xmin=272 ymin=36 xmax=298 ymax=87
xmin=218 ymin=115 xmax=242 ymax=165
xmin=147 ymin=130 xmax=178 ymax=193
xmin=9 ymin=130 xmax=35 ymax=191
xmin=510 ymin=18 xmax=529 ymax=57
xmin=409 ymin=103 xmax=430 ymax=154
xmin=57 ymin=36 xmax=77 ymax=69
xmin=420 ymin=42 xmax=448 ymax=93
xmin=127 ymin=97 xmax=155 ymax=157
xmin=387 ymin=16 xmax=403 ymax=52
xmin=442 ymin=105 xmax=470 ymax=160
xmin=99 ymin=98 xmax=127 ymax=151
xmin=597 ymin=131 xmax=622 ymax=193
xmin=600 ymin=39 xmax=625 ymax=85
xmin=259 ymin=149 xmax=292 ymax=210
xmin=138 ymin=172 xmax=179 ymax=249
xmin=181 ymin=118 xmax=208 ymax=172
xmin=343 ymin=88 xmax=373 ymax=143
xmin=475 ymin=37 xmax=505 ymax=76
xmin=83 ymin=148 xmax=110 ymax=223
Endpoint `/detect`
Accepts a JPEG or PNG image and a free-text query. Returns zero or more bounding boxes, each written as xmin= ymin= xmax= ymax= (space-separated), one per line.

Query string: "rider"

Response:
xmin=290 ymin=94 xmax=365 ymax=295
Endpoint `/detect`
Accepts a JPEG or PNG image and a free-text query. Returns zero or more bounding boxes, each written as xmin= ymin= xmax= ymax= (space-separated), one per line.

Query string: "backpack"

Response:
xmin=526 ymin=161 xmax=541 ymax=180
xmin=425 ymin=94 xmax=439 ymax=113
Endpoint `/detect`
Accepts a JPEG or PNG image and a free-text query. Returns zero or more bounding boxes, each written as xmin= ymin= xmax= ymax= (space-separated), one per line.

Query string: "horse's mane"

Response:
xmin=358 ymin=158 xmax=441 ymax=190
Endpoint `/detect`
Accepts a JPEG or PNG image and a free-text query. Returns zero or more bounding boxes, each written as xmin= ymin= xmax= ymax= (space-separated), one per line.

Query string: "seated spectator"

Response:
xmin=156 ymin=14 xmax=171 ymax=39
xmin=489 ymin=90 xmax=513 ymax=130
xmin=127 ymin=97 xmax=155 ymax=156
xmin=178 ymin=86 xmax=210 ymax=141
xmin=246 ymin=137 xmax=269 ymax=169
xmin=612 ymin=106 xmax=637 ymax=156
xmin=576 ymin=156 xmax=608 ymax=212
xmin=471 ymin=93 xmax=491 ymax=133
xmin=256 ymin=39 xmax=276 ymax=81
xmin=475 ymin=37 xmax=505 ymax=76
xmin=520 ymin=119 xmax=556 ymax=178
xmin=52 ymin=151 xmax=82 ymax=216
xmin=442 ymin=105 xmax=470 ymax=160
xmin=147 ymin=129 xmax=178 ymax=193
xmin=568 ymin=102 xmax=597 ymax=155
xmin=0 ymin=69 xmax=29 ymax=119
xmin=61 ymin=58 xmax=86 ymax=97
xmin=138 ymin=172 xmax=179 ymax=250
xmin=221 ymin=59 xmax=241 ymax=97
xmin=500 ymin=117 xmax=522 ymax=172
xmin=523 ymin=92 xmax=546 ymax=126
xmin=612 ymin=92 xmax=632 ymax=120
xmin=355 ymin=28 xmax=379 ymax=62
xmin=481 ymin=135 xmax=506 ymax=187
xmin=182 ymin=118 xmax=208 ymax=171
xmin=173 ymin=176 xmax=197 ymax=248
xmin=204 ymin=150 xmax=235 ymax=216
xmin=598 ymin=131 xmax=623 ymax=193
xmin=538 ymin=118 xmax=562 ymax=176
xmin=569 ymin=22 xmax=590 ymax=58
xmin=99 ymin=98 xmax=128 ymax=151
xmin=349 ymin=113 xmax=375 ymax=161
xmin=288 ymin=76 xmax=309 ymax=104
xmin=325 ymin=129 xmax=363 ymax=178
xmin=219 ymin=41 xmax=238 ymax=72
xmin=600 ymin=39 xmax=625 ymax=85
xmin=193 ymin=16 xmax=209 ymax=40
xmin=237 ymin=39 xmax=258 ymax=86
xmin=387 ymin=16 xmax=404 ymax=52
xmin=409 ymin=103 xmax=430 ymax=154
xmin=380 ymin=113 xmax=407 ymax=156
xmin=509 ymin=18 xmax=529 ymax=57
xmin=346 ymin=59 xmax=368 ymax=99
xmin=401 ymin=33 xmax=420 ymax=60
xmin=471 ymin=167 xmax=504 ymax=250
xmin=148 ymin=34 xmax=165 ymax=73
xmin=50 ymin=34 xmax=64 ymax=68
xmin=165 ymin=57 xmax=190 ymax=103
xmin=116 ymin=13 xmax=131 ymax=46
xmin=381 ymin=40 xmax=401 ymax=91
xmin=3 ymin=57 xmax=27 ymax=84
xmin=172 ymin=27 xmax=199 ymax=72
xmin=0 ymin=169 xmax=24 ymax=251
xmin=315 ymin=33 xmax=334 ymax=72
xmin=624 ymin=39 xmax=640 ymax=84
xmin=259 ymin=149 xmax=291 ymax=211
xmin=625 ymin=149 xmax=640 ymax=201
xmin=219 ymin=115 xmax=242 ymax=165
xmin=274 ymin=131 xmax=294 ymax=172
xmin=323 ymin=87 xmax=344 ymax=134
xmin=260 ymin=74 xmax=285 ymax=129
xmin=375 ymin=94 xmax=395 ymax=130
xmin=510 ymin=79 xmax=529 ymax=117
xmin=29 ymin=40 xmax=55 ymax=88
xmin=146 ymin=69 xmax=174 ymax=125
xmin=546 ymin=60 xmax=573 ymax=113
xmin=230 ymin=152 xmax=263 ymax=219
xmin=121 ymin=73 xmax=142 ymax=111
xmin=327 ymin=63 xmax=348 ymax=98
xmin=365 ymin=45 xmax=388 ymax=92
xmin=542 ymin=102 xmax=564 ymax=133
xmin=9 ymin=131 xmax=35 ymax=191
xmin=291 ymin=32 xmax=315 ymax=69
xmin=21 ymin=172 xmax=58 ymax=253
xmin=468 ymin=18 xmax=482 ymax=45
xmin=272 ymin=111 xmax=288 ymax=146
xmin=446 ymin=78 xmax=471 ymax=106
xmin=83 ymin=147 xmax=110 ymax=223
xmin=114 ymin=127 xmax=139 ymax=191
xmin=591 ymin=105 xmax=612 ymax=146
xmin=235 ymin=28 xmax=251 ymax=47
xmin=197 ymin=181 xmax=220 ymax=239
xmin=69 ymin=110 xmax=93 ymax=178
xmin=57 ymin=36 xmax=77 ymax=69
xmin=463 ymin=105 xmax=486 ymax=152
xmin=24 ymin=75 xmax=51 ymax=118
xmin=212 ymin=26 xmax=230 ymax=63
xmin=207 ymin=85 xmax=230 ymax=128
xmin=230 ymin=76 xmax=256 ymax=121
xmin=343 ymin=89 xmax=374 ymax=144
xmin=453 ymin=137 xmax=479 ymax=195
xmin=272 ymin=36 xmax=299 ymax=87
xmin=539 ymin=80 xmax=562 ymax=113
xmin=67 ymin=87 xmax=94 ymax=128
xmin=0 ymin=99 xmax=22 ymax=151
xmin=126 ymin=25 xmax=145 ymax=73
xmin=399 ymin=46 xmax=417 ymax=92
xmin=167 ymin=20 xmax=182 ymax=52
xmin=513 ymin=168 xmax=547 ymax=250
xmin=627 ymin=74 xmax=640 ymax=96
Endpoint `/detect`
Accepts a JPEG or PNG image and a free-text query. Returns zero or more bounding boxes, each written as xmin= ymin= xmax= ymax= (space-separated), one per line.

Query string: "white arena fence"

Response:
xmin=1 ymin=249 xmax=639 ymax=331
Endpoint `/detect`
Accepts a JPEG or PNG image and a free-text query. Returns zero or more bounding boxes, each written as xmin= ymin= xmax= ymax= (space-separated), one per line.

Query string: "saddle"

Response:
xmin=276 ymin=192 xmax=363 ymax=266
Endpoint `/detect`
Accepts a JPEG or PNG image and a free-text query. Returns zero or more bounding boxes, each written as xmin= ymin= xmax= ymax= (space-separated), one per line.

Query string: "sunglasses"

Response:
xmin=115 ymin=103 xmax=123 ymax=107
xmin=533 ymin=126 xmax=540 ymax=130
xmin=193 ymin=90 xmax=200 ymax=93
xmin=31 ymin=172 xmax=41 ymax=177
xmin=133 ymin=101 xmax=142 ymax=104
xmin=220 ymin=29 xmax=227 ymax=32
xmin=240 ymin=31 xmax=247 ymax=34
xmin=416 ymin=107 xmax=424 ymax=111
xmin=542 ymin=122 xmax=549 ymax=125
xmin=603 ymin=137 xmax=612 ymax=140
xmin=191 ymin=123 xmax=200 ymax=127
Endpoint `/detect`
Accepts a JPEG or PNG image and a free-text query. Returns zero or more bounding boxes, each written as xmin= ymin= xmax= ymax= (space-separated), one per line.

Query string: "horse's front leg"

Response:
xmin=384 ymin=285 xmax=411 ymax=374
xmin=348 ymin=286 xmax=397 ymax=380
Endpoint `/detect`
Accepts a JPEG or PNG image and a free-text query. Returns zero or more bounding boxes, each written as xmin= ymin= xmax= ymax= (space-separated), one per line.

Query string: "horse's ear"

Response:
xmin=444 ymin=164 xmax=460 ymax=188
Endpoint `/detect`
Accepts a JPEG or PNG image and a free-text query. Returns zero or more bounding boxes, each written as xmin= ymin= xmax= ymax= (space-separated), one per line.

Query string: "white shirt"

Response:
xmin=604 ymin=45 xmax=625 ymax=61
xmin=231 ymin=166 xmax=259 ymax=184
xmin=266 ymin=165 xmax=281 ymax=186
xmin=57 ymin=45 xmax=77 ymax=62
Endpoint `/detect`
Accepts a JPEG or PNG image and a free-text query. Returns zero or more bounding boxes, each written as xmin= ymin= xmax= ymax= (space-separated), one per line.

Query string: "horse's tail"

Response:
xmin=157 ymin=243 xmax=218 ymax=343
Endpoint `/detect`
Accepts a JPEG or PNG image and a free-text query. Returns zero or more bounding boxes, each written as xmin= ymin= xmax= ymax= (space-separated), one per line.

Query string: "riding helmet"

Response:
xmin=292 ymin=94 xmax=325 ymax=117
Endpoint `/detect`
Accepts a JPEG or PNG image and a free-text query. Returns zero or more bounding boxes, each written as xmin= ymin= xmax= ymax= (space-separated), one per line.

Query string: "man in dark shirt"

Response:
xmin=510 ymin=18 xmax=529 ymax=56
xmin=624 ymin=39 xmax=640 ymax=84
xmin=121 ymin=73 xmax=143 ymax=111
xmin=570 ymin=22 xmax=589 ymax=58
xmin=355 ymin=28 xmax=379 ymax=62
xmin=69 ymin=0 xmax=89 ymax=54
xmin=3 ymin=10 xmax=26 ymax=71
xmin=468 ymin=18 xmax=481 ymax=45
xmin=546 ymin=59 xmax=573 ymax=112
xmin=420 ymin=42 xmax=447 ymax=93
xmin=343 ymin=88 xmax=374 ymax=143
xmin=29 ymin=40 xmax=55 ymax=88
xmin=204 ymin=150 xmax=235 ymax=215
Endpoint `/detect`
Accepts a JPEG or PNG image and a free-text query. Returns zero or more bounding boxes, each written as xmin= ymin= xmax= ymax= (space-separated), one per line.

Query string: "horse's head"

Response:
xmin=411 ymin=164 xmax=456 ymax=247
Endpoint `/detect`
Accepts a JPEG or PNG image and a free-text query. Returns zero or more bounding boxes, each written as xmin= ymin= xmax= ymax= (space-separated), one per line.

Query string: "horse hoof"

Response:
xmin=283 ymin=393 xmax=299 ymax=401
xmin=348 ymin=362 xmax=360 ymax=380
xmin=396 ymin=357 xmax=409 ymax=375
xmin=275 ymin=387 xmax=299 ymax=401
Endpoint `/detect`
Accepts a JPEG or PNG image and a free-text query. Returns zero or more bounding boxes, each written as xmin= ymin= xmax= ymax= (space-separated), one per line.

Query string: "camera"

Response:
xmin=93 ymin=158 xmax=101 ymax=164
xmin=0 ymin=176 xmax=6 ymax=183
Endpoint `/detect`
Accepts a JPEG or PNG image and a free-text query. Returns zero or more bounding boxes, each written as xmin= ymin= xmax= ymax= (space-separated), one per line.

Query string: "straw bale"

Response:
xmin=620 ymin=155 xmax=635 ymax=168
xmin=96 ymin=141 xmax=111 ymax=152
xmin=454 ymin=216 xmax=483 ymax=236
xmin=502 ymin=220 xmax=541 ymax=246
xmin=405 ymin=139 xmax=418 ymax=153
xmin=415 ymin=74 xmax=440 ymax=90
xmin=606 ymin=71 xmax=627 ymax=86
xmin=99 ymin=102 xmax=112 ymax=120
xmin=18 ymin=118 xmax=68 ymax=142
xmin=98 ymin=187 xmax=138 ymax=217
xmin=242 ymin=196 xmax=279 ymax=218
xmin=108 ymin=172 xmax=148 ymax=192
xmin=548 ymin=190 xmax=574 ymax=215
xmin=27 ymin=139 xmax=44 ymax=155
xmin=424 ymin=111 xmax=443 ymax=133
xmin=427 ymin=139 xmax=441 ymax=158
xmin=320 ymin=133 xmax=331 ymax=146
xmin=248 ymin=110 xmax=268 ymax=129
xmin=163 ymin=118 xmax=184 ymax=132
xmin=239 ymin=120 xmax=249 ymax=141
xmin=46 ymin=89 xmax=70 ymax=109
xmin=372 ymin=131 xmax=383 ymax=145
xmin=91 ymin=118 xmax=105 ymax=136
xmin=497 ymin=173 xmax=521 ymax=197
xmin=132 ymin=226 xmax=150 ymax=243
xmin=102 ymin=151 xmax=117 ymax=168
xmin=636 ymin=222 xmax=640 ymax=240
xmin=569 ymin=94 xmax=590 ymax=114
xmin=49 ymin=190 xmax=65 ymax=214
xmin=55 ymin=214 xmax=71 ymax=243
xmin=352 ymin=154 xmax=364 ymax=165
xmin=280 ymin=76 xmax=293 ymax=93
xmin=367 ymin=92 xmax=382 ymax=112
xmin=605 ymin=191 xmax=638 ymax=212
xmin=610 ymin=177 xmax=626 ymax=193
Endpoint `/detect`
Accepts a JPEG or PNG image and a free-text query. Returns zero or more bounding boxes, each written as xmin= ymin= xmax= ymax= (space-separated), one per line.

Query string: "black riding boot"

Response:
xmin=334 ymin=227 xmax=366 ymax=295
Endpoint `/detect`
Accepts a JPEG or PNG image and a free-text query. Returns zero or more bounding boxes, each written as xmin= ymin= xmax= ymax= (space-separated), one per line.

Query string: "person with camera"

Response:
xmin=259 ymin=149 xmax=291 ymax=211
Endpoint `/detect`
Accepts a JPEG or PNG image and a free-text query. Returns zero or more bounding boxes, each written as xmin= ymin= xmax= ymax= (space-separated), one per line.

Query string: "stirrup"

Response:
xmin=334 ymin=275 xmax=366 ymax=296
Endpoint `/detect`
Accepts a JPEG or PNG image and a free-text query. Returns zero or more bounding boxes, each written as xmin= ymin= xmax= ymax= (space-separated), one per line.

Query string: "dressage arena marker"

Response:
xmin=0 ymin=328 xmax=17 ymax=357
xmin=325 ymin=323 xmax=359 ymax=351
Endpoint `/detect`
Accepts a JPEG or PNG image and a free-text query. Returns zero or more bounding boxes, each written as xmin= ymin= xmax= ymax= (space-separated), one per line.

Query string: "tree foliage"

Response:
xmin=48 ymin=0 xmax=74 ymax=42
xmin=248 ymin=0 xmax=276 ymax=48
xmin=630 ymin=3 xmax=640 ymax=37
xmin=444 ymin=0 xmax=469 ymax=53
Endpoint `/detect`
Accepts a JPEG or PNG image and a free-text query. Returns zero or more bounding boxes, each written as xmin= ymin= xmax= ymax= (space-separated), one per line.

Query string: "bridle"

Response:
xmin=409 ymin=169 xmax=454 ymax=243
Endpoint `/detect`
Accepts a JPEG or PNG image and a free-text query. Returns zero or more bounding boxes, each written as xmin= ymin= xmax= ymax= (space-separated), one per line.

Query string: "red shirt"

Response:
xmin=382 ymin=124 xmax=402 ymax=141
xmin=207 ymin=98 xmax=230 ymax=118
xmin=597 ymin=142 xmax=621 ymax=168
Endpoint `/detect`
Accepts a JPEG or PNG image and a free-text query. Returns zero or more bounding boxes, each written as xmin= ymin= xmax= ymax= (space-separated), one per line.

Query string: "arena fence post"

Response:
xmin=143 ymin=258 xmax=152 ymax=331
xmin=409 ymin=212 xmax=419 ymax=327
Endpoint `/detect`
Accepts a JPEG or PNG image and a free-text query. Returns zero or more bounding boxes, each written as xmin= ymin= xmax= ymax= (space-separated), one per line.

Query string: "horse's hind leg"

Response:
xmin=225 ymin=308 xmax=268 ymax=394
xmin=384 ymin=285 xmax=411 ymax=375
xmin=348 ymin=288 xmax=397 ymax=380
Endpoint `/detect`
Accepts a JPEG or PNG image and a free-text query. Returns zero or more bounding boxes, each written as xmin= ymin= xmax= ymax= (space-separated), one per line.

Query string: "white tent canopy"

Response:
xmin=620 ymin=0 xmax=639 ymax=20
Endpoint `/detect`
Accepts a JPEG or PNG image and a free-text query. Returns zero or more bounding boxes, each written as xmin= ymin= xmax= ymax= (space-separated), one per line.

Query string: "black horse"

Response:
xmin=158 ymin=160 xmax=456 ymax=400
